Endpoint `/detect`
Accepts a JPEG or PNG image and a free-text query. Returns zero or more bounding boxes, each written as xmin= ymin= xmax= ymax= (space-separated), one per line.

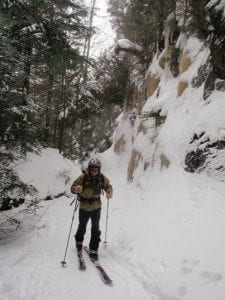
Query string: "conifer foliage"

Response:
xmin=108 ymin=0 xmax=176 ymax=64
xmin=0 ymin=0 xmax=89 ymax=210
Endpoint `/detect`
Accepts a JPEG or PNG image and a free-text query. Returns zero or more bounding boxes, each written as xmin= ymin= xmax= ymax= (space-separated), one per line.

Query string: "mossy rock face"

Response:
xmin=114 ymin=136 xmax=126 ymax=155
xmin=127 ymin=150 xmax=142 ymax=182
xmin=207 ymin=2 xmax=225 ymax=79
xmin=185 ymin=133 xmax=225 ymax=179
xmin=177 ymin=80 xmax=188 ymax=97
xmin=0 ymin=197 xmax=12 ymax=211
xmin=137 ymin=122 xmax=148 ymax=134
xmin=159 ymin=51 xmax=166 ymax=69
xmin=203 ymin=72 xmax=216 ymax=100
xmin=160 ymin=154 xmax=170 ymax=170
xmin=170 ymin=47 xmax=180 ymax=78
xmin=179 ymin=49 xmax=191 ymax=74
xmin=192 ymin=62 xmax=212 ymax=88
xmin=211 ymin=40 xmax=225 ymax=79
xmin=185 ymin=149 xmax=208 ymax=173
xmin=216 ymin=80 xmax=225 ymax=91
xmin=145 ymin=74 xmax=160 ymax=99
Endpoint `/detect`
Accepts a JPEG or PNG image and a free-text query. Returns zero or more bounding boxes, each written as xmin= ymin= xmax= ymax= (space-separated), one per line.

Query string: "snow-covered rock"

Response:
xmin=14 ymin=148 xmax=80 ymax=200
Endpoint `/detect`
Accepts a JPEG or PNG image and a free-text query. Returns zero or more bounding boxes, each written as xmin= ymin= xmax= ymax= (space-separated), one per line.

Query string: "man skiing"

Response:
xmin=71 ymin=158 xmax=113 ymax=261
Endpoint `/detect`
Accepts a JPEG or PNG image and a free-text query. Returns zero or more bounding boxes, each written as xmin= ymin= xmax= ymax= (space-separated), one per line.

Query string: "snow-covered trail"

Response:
xmin=1 ymin=167 xmax=225 ymax=300
xmin=107 ymin=167 xmax=225 ymax=300
xmin=0 ymin=199 xmax=154 ymax=300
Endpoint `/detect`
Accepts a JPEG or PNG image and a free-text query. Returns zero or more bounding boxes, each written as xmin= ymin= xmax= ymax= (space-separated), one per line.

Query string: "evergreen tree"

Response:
xmin=0 ymin=7 xmax=39 ymax=208
xmin=93 ymin=53 xmax=130 ymax=106
xmin=108 ymin=0 xmax=176 ymax=64
xmin=0 ymin=0 xmax=89 ymax=208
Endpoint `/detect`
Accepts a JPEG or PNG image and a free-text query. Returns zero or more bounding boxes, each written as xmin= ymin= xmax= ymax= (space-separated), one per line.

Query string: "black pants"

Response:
xmin=75 ymin=208 xmax=101 ymax=251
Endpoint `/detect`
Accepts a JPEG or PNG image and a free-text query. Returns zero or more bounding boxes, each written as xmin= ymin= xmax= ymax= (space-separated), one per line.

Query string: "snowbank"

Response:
xmin=14 ymin=148 xmax=80 ymax=200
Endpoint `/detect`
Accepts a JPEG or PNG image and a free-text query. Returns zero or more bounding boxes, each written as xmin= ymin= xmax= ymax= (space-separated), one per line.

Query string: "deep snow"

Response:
xmin=1 ymin=27 xmax=225 ymax=300
xmin=1 ymin=148 xmax=225 ymax=300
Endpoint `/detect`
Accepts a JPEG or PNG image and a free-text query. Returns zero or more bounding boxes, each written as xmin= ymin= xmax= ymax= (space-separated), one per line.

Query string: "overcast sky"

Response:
xmin=86 ymin=0 xmax=116 ymax=57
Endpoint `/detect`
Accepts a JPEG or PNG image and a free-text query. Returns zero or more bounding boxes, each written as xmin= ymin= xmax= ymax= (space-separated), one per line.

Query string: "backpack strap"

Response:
xmin=82 ymin=173 xmax=105 ymax=193
xmin=82 ymin=173 xmax=89 ymax=188
xmin=100 ymin=174 xmax=105 ymax=194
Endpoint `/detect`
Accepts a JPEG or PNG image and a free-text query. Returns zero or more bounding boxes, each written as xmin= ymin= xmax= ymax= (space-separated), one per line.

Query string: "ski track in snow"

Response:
xmin=0 ymin=169 xmax=225 ymax=299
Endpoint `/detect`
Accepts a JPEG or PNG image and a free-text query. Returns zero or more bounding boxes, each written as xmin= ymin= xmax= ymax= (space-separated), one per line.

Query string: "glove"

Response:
xmin=106 ymin=190 xmax=113 ymax=200
xmin=74 ymin=185 xmax=82 ymax=194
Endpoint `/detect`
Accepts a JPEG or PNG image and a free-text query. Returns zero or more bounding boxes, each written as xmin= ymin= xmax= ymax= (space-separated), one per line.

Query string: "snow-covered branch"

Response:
xmin=114 ymin=39 xmax=143 ymax=56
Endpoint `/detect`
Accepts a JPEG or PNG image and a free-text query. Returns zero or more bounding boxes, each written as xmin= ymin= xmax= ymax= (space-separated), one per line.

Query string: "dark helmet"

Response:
xmin=88 ymin=158 xmax=101 ymax=168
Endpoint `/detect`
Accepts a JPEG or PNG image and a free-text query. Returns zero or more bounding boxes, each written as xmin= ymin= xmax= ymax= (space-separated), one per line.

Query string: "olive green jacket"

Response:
xmin=71 ymin=171 xmax=113 ymax=211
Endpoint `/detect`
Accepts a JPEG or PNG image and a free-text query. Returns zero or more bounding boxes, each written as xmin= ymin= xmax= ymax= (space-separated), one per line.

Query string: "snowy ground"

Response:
xmin=1 ymin=24 xmax=225 ymax=300
xmin=1 ymin=155 xmax=225 ymax=300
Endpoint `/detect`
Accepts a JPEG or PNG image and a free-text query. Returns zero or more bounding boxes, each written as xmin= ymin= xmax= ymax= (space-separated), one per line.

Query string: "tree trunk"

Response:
xmin=23 ymin=36 xmax=32 ymax=99
xmin=58 ymin=68 xmax=66 ymax=153
xmin=44 ymin=74 xmax=54 ymax=143
xmin=83 ymin=0 xmax=96 ymax=81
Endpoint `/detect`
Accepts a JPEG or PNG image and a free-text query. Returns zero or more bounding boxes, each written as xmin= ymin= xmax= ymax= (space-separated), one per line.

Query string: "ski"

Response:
xmin=84 ymin=246 xmax=113 ymax=286
xmin=77 ymin=251 xmax=86 ymax=270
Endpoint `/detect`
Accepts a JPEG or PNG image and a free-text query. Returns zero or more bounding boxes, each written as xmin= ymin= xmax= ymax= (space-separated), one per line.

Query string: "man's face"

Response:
xmin=89 ymin=167 xmax=100 ymax=177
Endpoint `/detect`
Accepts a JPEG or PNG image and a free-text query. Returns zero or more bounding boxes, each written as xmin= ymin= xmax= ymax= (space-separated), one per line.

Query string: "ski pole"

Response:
xmin=61 ymin=196 xmax=79 ymax=267
xmin=103 ymin=198 xmax=110 ymax=244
